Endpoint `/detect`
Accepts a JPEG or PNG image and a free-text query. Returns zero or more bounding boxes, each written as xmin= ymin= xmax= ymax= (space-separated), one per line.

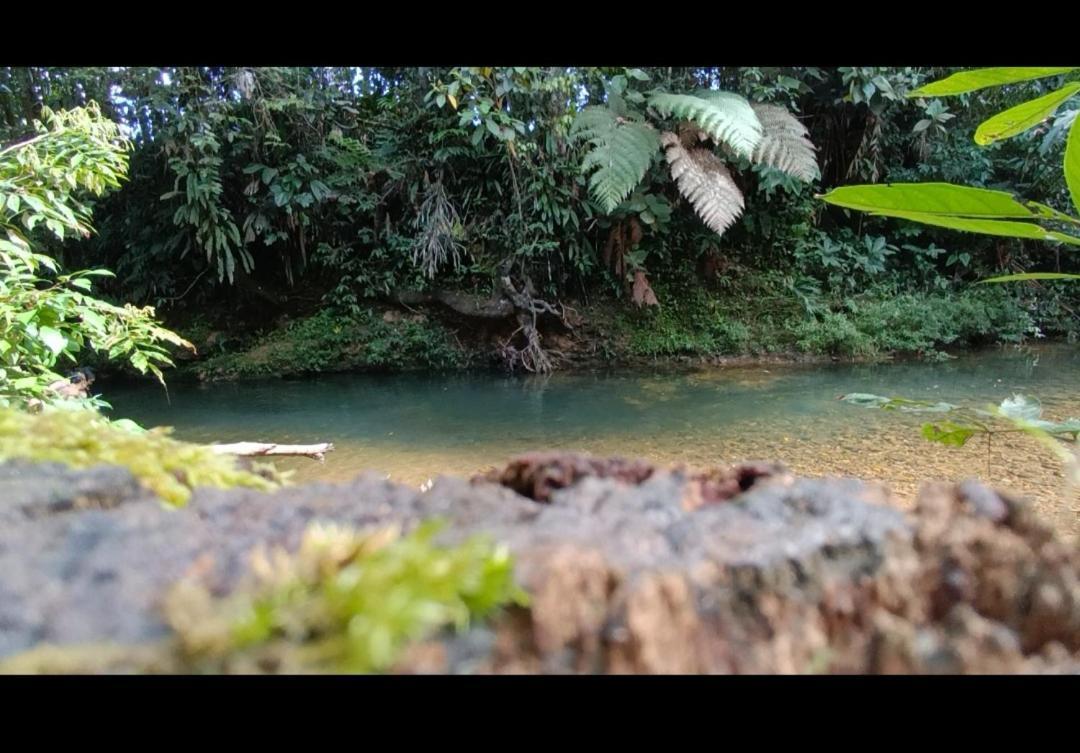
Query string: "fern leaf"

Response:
xmin=571 ymin=106 xmax=659 ymax=213
xmin=648 ymin=92 xmax=762 ymax=158
xmin=750 ymin=104 xmax=819 ymax=181
xmin=661 ymin=132 xmax=745 ymax=236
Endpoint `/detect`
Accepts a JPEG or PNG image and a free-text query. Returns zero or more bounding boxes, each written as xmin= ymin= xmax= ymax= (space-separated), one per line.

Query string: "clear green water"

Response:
xmin=107 ymin=343 xmax=1080 ymax=533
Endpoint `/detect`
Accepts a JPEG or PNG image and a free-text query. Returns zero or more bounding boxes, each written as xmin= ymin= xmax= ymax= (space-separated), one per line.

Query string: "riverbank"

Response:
xmin=173 ymin=283 xmax=1048 ymax=382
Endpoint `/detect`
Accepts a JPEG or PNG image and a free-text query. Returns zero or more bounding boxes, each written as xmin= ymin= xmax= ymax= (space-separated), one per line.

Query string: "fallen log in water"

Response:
xmin=209 ymin=442 xmax=334 ymax=461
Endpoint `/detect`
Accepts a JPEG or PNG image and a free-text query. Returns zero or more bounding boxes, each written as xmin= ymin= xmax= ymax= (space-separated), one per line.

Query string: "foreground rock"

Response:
xmin=0 ymin=455 xmax=1077 ymax=673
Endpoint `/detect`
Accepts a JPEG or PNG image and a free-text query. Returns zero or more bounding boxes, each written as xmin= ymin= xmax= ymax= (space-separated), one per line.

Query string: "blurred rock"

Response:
xmin=0 ymin=453 xmax=1077 ymax=674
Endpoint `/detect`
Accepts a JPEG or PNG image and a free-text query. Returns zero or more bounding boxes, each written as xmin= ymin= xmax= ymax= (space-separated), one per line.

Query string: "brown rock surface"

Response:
xmin=0 ymin=454 xmax=1077 ymax=673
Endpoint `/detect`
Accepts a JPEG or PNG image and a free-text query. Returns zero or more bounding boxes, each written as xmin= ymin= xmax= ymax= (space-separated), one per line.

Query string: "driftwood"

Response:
xmin=209 ymin=442 xmax=334 ymax=462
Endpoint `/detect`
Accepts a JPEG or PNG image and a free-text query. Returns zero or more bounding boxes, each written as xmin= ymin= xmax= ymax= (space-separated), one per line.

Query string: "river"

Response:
xmin=107 ymin=343 xmax=1080 ymax=536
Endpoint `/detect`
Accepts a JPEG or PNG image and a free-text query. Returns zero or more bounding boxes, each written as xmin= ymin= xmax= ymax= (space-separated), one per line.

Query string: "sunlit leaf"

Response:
xmin=981 ymin=272 xmax=1080 ymax=283
xmin=974 ymin=83 xmax=1080 ymax=145
xmin=909 ymin=68 xmax=1077 ymax=97
xmin=879 ymin=211 xmax=1075 ymax=244
xmin=1067 ymin=114 xmax=1080 ymax=216
xmin=820 ymin=183 xmax=1037 ymax=218
xmin=37 ymin=326 xmax=67 ymax=355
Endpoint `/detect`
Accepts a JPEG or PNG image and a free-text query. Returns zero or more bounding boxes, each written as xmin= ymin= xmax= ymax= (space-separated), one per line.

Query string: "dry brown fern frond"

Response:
xmin=661 ymin=132 xmax=745 ymax=236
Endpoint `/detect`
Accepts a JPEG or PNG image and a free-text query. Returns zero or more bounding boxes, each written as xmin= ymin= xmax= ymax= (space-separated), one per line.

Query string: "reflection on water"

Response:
xmin=107 ymin=343 xmax=1080 ymax=536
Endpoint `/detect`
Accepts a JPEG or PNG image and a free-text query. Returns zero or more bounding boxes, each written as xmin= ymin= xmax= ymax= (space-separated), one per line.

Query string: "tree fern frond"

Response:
xmin=750 ymin=104 xmax=819 ymax=182
xmin=649 ymin=92 xmax=762 ymax=158
xmin=661 ymin=132 xmax=745 ymax=236
xmin=570 ymin=106 xmax=659 ymax=213
xmin=569 ymin=106 xmax=620 ymax=141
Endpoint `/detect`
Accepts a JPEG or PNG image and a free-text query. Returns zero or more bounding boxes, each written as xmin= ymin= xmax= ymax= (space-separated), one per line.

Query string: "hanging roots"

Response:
xmin=496 ymin=273 xmax=567 ymax=374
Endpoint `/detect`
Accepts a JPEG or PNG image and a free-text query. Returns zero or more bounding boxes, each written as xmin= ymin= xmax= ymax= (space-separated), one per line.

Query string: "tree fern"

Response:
xmin=571 ymin=107 xmax=659 ymax=213
xmin=648 ymin=92 xmax=762 ymax=158
xmin=660 ymin=132 xmax=745 ymax=235
xmin=750 ymin=104 xmax=819 ymax=182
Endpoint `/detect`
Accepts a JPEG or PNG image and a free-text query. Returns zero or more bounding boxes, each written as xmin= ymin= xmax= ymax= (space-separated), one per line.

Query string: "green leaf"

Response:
xmin=818 ymin=183 xmax=1080 ymax=244
xmin=1067 ymin=113 xmax=1080 ymax=216
xmin=909 ymin=68 xmax=1077 ymax=97
xmin=875 ymin=210 xmax=1072 ymax=243
xmin=922 ymin=422 xmax=978 ymax=447
xmin=819 ymin=183 xmax=1037 ymax=219
xmin=974 ymin=83 xmax=1080 ymax=145
xmin=38 ymin=326 xmax=67 ymax=355
xmin=981 ymin=272 xmax=1080 ymax=283
xmin=1025 ymin=200 xmax=1080 ymax=225
xmin=80 ymin=309 xmax=106 ymax=330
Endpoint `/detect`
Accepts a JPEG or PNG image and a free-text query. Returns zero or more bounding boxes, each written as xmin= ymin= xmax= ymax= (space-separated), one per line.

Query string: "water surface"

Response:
xmin=108 ymin=344 xmax=1080 ymax=535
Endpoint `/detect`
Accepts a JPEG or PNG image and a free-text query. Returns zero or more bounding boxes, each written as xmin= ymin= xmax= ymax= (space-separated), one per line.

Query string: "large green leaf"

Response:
xmin=981 ymin=272 xmax=1080 ymax=283
xmin=819 ymin=183 xmax=1036 ymax=218
xmin=820 ymin=183 xmax=1080 ymax=245
xmin=909 ymin=68 xmax=1076 ymax=97
xmin=974 ymin=83 xmax=1080 ymax=145
xmin=876 ymin=210 xmax=1079 ymax=244
xmin=1067 ymin=114 xmax=1080 ymax=215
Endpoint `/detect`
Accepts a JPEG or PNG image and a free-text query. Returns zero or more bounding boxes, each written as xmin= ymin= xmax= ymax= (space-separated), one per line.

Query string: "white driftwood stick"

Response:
xmin=210 ymin=442 xmax=334 ymax=461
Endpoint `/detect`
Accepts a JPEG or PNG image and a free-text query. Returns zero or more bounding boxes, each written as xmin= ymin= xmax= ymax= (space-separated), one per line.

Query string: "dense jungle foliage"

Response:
xmin=2 ymin=66 xmax=1080 ymax=677
xmin=2 ymin=66 xmax=1079 ymax=382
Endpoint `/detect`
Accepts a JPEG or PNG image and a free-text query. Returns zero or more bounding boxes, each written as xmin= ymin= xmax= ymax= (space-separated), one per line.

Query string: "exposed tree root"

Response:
xmin=392 ymin=268 xmax=571 ymax=373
